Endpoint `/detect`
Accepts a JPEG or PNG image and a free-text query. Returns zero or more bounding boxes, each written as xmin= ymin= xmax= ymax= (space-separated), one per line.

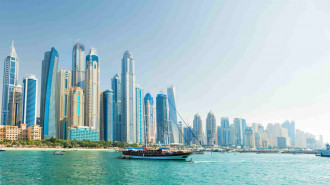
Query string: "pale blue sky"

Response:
xmin=0 ymin=0 xmax=329 ymax=142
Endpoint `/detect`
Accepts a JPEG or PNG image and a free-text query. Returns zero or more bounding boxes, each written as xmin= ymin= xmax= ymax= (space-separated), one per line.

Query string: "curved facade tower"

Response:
xmin=1 ymin=41 xmax=19 ymax=125
xmin=121 ymin=51 xmax=136 ymax=143
xmin=167 ymin=85 xmax=180 ymax=144
xmin=40 ymin=48 xmax=58 ymax=138
xmin=206 ymin=112 xmax=217 ymax=145
xmin=144 ymin=93 xmax=156 ymax=144
xmin=85 ymin=48 xmax=100 ymax=130
xmin=72 ymin=42 xmax=85 ymax=90
xmin=22 ymin=74 xmax=38 ymax=127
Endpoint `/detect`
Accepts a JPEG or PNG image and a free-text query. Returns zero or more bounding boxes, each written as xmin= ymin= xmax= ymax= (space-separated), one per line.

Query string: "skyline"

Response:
xmin=0 ymin=0 xmax=329 ymax=142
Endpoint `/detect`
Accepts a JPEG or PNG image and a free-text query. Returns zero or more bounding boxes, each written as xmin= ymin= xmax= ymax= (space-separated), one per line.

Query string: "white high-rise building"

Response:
xmin=167 ymin=85 xmax=180 ymax=144
xmin=121 ymin=50 xmax=136 ymax=143
xmin=85 ymin=48 xmax=100 ymax=130
xmin=1 ymin=41 xmax=19 ymax=125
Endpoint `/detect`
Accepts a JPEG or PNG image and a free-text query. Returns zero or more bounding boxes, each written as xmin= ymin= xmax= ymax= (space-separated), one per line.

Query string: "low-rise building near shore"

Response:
xmin=0 ymin=124 xmax=42 ymax=141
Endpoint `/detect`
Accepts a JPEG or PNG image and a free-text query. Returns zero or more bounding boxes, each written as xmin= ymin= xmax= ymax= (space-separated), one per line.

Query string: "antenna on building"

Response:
xmin=11 ymin=40 xmax=14 ymax=47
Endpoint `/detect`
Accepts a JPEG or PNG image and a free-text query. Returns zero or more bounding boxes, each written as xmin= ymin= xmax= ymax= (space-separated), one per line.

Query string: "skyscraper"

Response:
xmin=282 ymin=120 xmax=296 ymax=146
xmin=100 ymin=90 xmax=113 ymax=141
xmin=206 ymin=112 xmax=217 ymax=145
xmin=56 ymin=68 xmax=72 ymax=139
xmin=241 ymin=119 xmax=247 ymax=146
xmin=1 ymin=41 xmax=19 ymax=125
xmin=121 ymin=51 xmax=136 ymax=144
xmin=178 ymin=121 xmax=184 ymax=144
xmin=234 ymin=118 xmax=243 ymax=146
xmin=100 ymin=89 xmax=113 ymax=142
xmin=112 ymin=73 xmax=122 ymax=142
xmin=193 ymin=114 xmax=203 ymax=145
xmin=184 ymin=126 xmax=193 ymax=145
xmin=8 ymin=85 xmax=23 ymax=126
xmin=167 ymin=85 xmax=180 ymax=144
xmin=156 ymin=93 xmax=167 ymax=144
xmin=67 ymin=87 xmax=84 ymax=128
xmin=85 ymin=48 xmax=100 ymax=131
xmin=22 ymin=74 xmax=38 ymax=127
xmin=72 ymin=42 xmax=85 ymax=90
xmin=136 ymin=84 xmax=144 ymax=143
xmin=221 ymin=117 xmax=230 ymax=146
xmin=40 ymin=48 xmax=58 ymax=138
xmin=245 ymin=127 xmax=255 ymax=148
xmin=144 ymin=93 xmax=156 ymax=144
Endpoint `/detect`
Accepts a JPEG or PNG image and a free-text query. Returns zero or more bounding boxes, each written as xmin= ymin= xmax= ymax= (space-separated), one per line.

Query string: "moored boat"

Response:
xmin=319 ymin=143 xmax=330 ymax=157
xmin=121 ymin=148 xmax=192 ymax=160
xmin=53 ymin=151 xmax=64 ymax=155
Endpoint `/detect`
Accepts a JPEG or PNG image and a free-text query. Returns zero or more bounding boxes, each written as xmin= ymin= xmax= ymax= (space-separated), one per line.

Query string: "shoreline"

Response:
xmin=0 ymin=147 xmax=120 ymax=151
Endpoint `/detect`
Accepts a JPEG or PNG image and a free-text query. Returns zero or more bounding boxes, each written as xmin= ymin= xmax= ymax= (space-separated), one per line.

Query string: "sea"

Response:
xmin=0 ymin=150 xmax=329 ymax=184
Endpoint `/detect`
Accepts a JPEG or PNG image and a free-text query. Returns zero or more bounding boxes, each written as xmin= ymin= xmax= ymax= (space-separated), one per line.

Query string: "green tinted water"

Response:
xmin=0 ymin=150 xmax=329 ymax=184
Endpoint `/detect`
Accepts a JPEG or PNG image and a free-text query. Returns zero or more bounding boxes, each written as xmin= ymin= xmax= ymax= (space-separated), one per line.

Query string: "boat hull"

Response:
xmin=123 ymin=154 xmax=191 ymax=160
xmin=320 ymin=150 xmax=330 ymax=157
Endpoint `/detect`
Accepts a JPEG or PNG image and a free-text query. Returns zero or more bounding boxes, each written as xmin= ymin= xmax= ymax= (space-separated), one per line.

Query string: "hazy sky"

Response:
xmin=0 ymin=0 xmax=329 ymax=142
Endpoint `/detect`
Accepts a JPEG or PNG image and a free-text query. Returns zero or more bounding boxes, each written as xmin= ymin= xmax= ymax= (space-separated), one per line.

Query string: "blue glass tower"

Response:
xmin=22 ymin=74 xmax=38 ymax=127
xmin=136 ymin=84 xmax=144 ymax=143
xmin=111 ymin=74 xmax=121 ymax=141
xmin=1 ymin=42 xmax=19 ymax=125
xmin=221 ymin=117 xmax=230 ymax=146
xmin=40 ymin=47 xmax=58 ymax=138
xmin=100 ymin=89 xmax=113 ymax=142
xmin=156 ymin=93 xmax=167 ymax=144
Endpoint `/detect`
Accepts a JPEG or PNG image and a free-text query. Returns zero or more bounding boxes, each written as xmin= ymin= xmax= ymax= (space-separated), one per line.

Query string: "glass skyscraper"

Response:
xmin=72 ymin=42 xmax=85 ymax=90
xmin=8 ymin=85 xmax=23 ymax=126
xmin=22 ymin=74 xmax=38 ymax=127
xmin=85 ymin=48 xmax=100 ymax=131
xmin=1 ymin=42 xmax=19 ymax=125
xmin=136 ymin=84 xmax=144 ymax=143
xmin=167 ymin=85 xmax=180 ymax=144
xmin=121 ymin=51 xmax=136 ymax=144
xmin=221 ymin=117 xmax=230 ymax=146
xmin=100 ymin=89 xmax=113 ymax=142
xmin=206 ymin=112 xmax=217 ymax=145
xmin=112 ymin=73 xmax=121 ymax=142
xmin=234 ymin=118 xmax=243 ymax=146
xmin=282 ymin=120 xmax=296 ymax=146
xmin=40 ymin=47 xmax=58 ymax=138
xmin=156 ymin=93 xmax=167 ymax=144
xmin=193 ymin=114 xmax=203 ymax=145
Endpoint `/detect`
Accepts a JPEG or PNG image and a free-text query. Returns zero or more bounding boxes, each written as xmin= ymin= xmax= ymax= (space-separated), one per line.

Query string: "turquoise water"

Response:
xmin=0 ymin=151 xmax=329 ymax=184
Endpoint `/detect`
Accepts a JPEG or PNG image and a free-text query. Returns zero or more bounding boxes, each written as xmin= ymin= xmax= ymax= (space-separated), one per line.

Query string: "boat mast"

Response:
xmin=168 ymin=120 xmax=171 ymax=153
xmin=145 ymin=115 xmax=147 ymax=148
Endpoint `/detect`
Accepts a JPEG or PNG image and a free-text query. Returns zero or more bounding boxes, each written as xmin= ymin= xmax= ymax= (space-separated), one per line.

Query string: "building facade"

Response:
xmin=40 ymin=47 xmax=58 ymax=138
xmin=234 ymin=118 xmax=243 ymax=146
xmin=1 ymin=42 xmax=19 ymax=125
xmin=85 ymin=48 xmax=100 ymax=131
xmin=184 ymin=126 xmax=193 ymax=145
xmin=220 ymin=117 xmax=230 ymax=146
xmin=282 ymin=120 xmax=296 ymax=146
xmin=121 ymin=51 xmax=136 ymax=144
xmin=22 ymin=75 xmax=38 ymax=127
xmin=206 ymin=112 xmax=217 ymax=145
xmin=112 ymin=74 xmax=122 ymax=142
xmin=136 ymin=85 xmax=144 ymax=143
xmin=8 ymin=85 xmax=23 ymax=126
xmin=56 ymin=68 xmax=71 ymax=139
xmin=100 ymin=90 xmax=113 ymax=142
xmin=144 ymin=93 xmax=156 ymax=144
xmin=193 ymin=114 xmax=203 ymax=145
xmin=72 ymin=42 xmax=85 ymax=90
xmin=67 ymin=126 xmax=99 ymax=141
xmin=245 ymin=127 xmax=255 ymax=148
xmin=156 ymin=93 xmax=167 ymax=144
xmin=67 ymin=87 xmax=84 ymax=129
xmin=167 ymin=85 xmax=180 ymax=144
xmin=0 ymin=124 xmax=41 ymax=141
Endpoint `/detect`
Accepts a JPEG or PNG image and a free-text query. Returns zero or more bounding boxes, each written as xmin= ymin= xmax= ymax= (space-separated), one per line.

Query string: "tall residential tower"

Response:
xmin=72 ymin=42 xmax=85 ymax=90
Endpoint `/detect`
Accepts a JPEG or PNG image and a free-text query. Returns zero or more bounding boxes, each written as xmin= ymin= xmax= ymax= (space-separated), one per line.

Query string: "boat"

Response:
xmin=0 ymin=149 xmax=6 ymax=152
xmin=53 ymin=151 xmax=64 ymax=155
xmin=319 ymin=143 xmax=330 ymax=157
xmin=121 ymin=148 xmax=192 ymax=160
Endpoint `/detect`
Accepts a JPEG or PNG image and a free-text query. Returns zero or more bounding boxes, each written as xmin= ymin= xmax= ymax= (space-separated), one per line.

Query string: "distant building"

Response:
xmin=100 ymin=90 xmax=113 ymax=142
xmin=244 ymin=127 xmax=255 ymax=148
xmin=22 ymin=75 xmax=38 ymax=127
xmin=178 ymin=121 xmax=184 ymax=144
xmin=72 ymin=42 xmax=85 ymax=90
xmin=184 ymin=126 xmax=193 ymax=145
xmin=234 ymin=118 xmax=243 ymax=146
xmin=8 ymin=85 xmax=23 ymax=126
xmin=282 ymin=120 xmax=296 ymax=146
xmin=156 ymin=93 xmax=167 ymax=144
xmin=121 ymin=51 xmax=136 ymax=144
xmin=85 ymin=48 xmax=100 ymax=131
xmin=144 ymin=93 xmax=156 ymax=144
xmin=241 ymin=119 xmax=247 ymax=145
xmin=27 ymin=124 xmax=42 ymax=140
xmin=67 ymin=87 xmax=84 ymax=129
xmin=221 ymin=117 xmax=230 ymax=146
xmin=56 ymin=68 xmax=71 ymax=139
xmin=0 ymin=124 xmax=42 ymax=141
xmin=136 ymin=85 xmax=144 ymax=143
xmin=167 ymin=85 xmax=180 ymax=144
xmin=67 ymin=126 xmax=99 ymax=141
xmin=277 ymin=137 xmax=287 ymax=148
xmin=193 ymin=114 xmax=203 ymax=145
xmin=254 ymin=132 xmax=262 ymax=148
xmin=1 ymin=42 xmax=19 ymax=125
xmin=217 ymin=126 xmax=222 ymax=146
xmin=111 ymin=74 xmax=121 ymax=142
xmin=206 ymin=112 xmax=217 ymax=145
xmin=40 ymin=47 xmax=58 ymax=138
